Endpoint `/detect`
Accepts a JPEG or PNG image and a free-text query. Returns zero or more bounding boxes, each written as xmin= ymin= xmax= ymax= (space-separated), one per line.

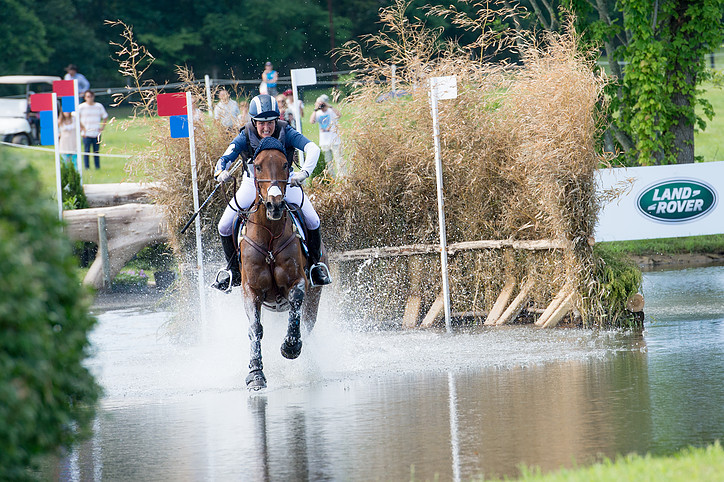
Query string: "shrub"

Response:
xmin=0 ymin=152 xmax=99 ymax=479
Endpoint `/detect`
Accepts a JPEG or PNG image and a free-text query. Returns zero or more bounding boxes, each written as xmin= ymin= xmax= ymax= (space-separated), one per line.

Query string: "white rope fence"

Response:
xmin=0 ymin=140 xmax=135 ymax=158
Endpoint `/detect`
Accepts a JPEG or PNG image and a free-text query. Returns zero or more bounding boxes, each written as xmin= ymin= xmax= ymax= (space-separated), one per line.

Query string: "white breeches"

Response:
xmin=217 ymin=173 xmax=321 ymax=236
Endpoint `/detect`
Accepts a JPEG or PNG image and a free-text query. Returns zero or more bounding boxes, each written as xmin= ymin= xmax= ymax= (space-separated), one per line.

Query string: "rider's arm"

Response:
xmin=214 ymin=131 xmax=247 ymax=176
xmin=285 ymin=125 xmax=319 ymax=176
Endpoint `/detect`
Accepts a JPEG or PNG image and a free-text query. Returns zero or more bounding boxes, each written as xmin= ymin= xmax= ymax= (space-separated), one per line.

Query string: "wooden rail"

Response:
xmin=330 ymin=239 xmax=571 ymax=262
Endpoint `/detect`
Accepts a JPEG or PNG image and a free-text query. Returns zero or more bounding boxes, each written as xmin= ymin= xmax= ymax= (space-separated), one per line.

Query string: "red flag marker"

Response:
xmin=53 ymin=80 xmax=76 ymax=97
xmin=157 ymin=93 xmax=187 ymax=116
xmin=30 ymin=93 xmax=54 ymax=112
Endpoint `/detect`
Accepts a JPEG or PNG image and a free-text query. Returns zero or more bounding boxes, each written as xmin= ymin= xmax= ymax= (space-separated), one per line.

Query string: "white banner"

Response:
xmin=595 ymin=161 xmax=724 ymax=241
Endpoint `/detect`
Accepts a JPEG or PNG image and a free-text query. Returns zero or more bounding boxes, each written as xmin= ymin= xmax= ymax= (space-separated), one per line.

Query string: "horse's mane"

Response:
xmin=253 ymin=136 xmax=286 ymax=160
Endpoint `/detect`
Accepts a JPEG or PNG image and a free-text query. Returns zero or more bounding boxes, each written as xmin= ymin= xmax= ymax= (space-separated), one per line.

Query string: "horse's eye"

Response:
xmin=255 ymin=165 xmax=261 ymax=171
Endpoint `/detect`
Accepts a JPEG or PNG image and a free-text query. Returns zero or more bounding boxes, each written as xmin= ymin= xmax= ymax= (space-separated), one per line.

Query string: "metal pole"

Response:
xmin=205 ymin=75 xmax=213 ymax=118
xmin=186 ymin=92 xmax=207 ymax=323
xmin=291 ymin=70 xmax=304 ymax=164
xmin=430 ymin=82 xmax=452 ymax=333
xmin=97 ymin=214 xmax=111 ymax=289
xmin=52 ymin=93 xmax=63 ymax=220
xmin=73 ymin=79 xmax=83 ymax=184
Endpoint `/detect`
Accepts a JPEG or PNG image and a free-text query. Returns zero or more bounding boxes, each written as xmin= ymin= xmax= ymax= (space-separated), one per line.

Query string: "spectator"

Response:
xmin=63 ymin=64 xmax=90 ymax=97
xmin=309 ymin=95 xmax=345 ymax=177
xmin=77 ymin=91 xmax=108 ymax=170
xmin=276 ymin=93 xmax=290 ymax=122
xmin=58 ymin=111 xmax=78 ymax=170
xmin=214 ymin=88 xmax=241 ymax=131
xmin=261 ymin=62 xmax=278 ymax=96
xmin=284 ymin=89 xmax=304 ymax=129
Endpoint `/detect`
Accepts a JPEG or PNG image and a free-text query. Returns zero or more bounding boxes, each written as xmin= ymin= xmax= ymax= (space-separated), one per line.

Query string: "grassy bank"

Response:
xmin=486 ymin=441 xmax=723 ymax=482
xmin=601 ymin=234 xmax=724 ymax=256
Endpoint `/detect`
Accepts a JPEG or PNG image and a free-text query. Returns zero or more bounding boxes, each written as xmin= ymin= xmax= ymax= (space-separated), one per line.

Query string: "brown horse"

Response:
xmin=238 ymin=138 xmax=326 ymax=390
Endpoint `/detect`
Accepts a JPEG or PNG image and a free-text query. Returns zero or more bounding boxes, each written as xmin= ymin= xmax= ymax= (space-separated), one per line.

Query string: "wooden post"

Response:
xmin=535 ymin=283 xmax=573 ymax=326
xmin=541 ymin=291 xmax=575 ymax=328
xmin=402 ymin=256 xmax=424 ymax=329
xmin=484 ymin=278 xmax=515 ymax=325
xmin=97 ymin=214 xmax=111 ymax=290
xmin=420 ymin=289 xmax=445 ymax=328
xmin=495 ymin=278 xmax=535 ymax=325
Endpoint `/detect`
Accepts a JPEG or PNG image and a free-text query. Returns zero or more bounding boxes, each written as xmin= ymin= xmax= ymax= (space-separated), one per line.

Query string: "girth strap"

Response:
xmin=242 ymin=232 xmax=298 ymax=265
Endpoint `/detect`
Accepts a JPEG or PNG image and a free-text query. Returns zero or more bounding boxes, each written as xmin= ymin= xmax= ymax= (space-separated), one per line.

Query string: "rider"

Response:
xmin=211 ymin=94 xmax=332 ymax=291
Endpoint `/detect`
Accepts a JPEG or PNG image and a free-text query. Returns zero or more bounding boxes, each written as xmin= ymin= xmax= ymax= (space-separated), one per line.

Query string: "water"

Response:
xmin=56 ymin=266 xmax=724 ymax=481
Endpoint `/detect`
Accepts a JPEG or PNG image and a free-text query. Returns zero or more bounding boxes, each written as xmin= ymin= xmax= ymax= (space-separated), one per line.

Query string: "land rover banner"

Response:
xmin=595 ymin=161 xmax=723 ymax=241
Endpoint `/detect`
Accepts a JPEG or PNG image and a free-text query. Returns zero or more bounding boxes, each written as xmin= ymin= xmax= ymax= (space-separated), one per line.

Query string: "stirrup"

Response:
xmin=211 ymin=268 xmax=233 ymax=293
xmin=309 ymin=262 xmax=332 ymax=287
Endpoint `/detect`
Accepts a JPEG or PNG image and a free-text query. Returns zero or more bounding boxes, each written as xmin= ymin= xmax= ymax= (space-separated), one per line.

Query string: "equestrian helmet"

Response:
xmin=249 ymin=94 xmax=280 ymax=121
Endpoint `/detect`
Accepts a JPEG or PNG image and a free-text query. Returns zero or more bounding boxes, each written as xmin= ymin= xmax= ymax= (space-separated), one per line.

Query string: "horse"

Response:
xmin=237 ymin=137 xmax=327 ymax=390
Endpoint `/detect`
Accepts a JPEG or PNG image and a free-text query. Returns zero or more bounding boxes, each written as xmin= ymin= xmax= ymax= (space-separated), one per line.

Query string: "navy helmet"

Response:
xmin=249 ymin=94 xmax=280 ymax=121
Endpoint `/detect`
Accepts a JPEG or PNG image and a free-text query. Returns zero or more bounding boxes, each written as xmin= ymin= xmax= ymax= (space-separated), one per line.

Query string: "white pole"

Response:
xmin=186 ymin=92 xmax=207 ymax=323
xmin=430 ymin=82 xmax=452 ymax=333
xmin=391 ymin=64 xmax=397 ymax=93
xmin=290 ymin=70 xmax=304 ymax=164
xmin=73 ymin=80 xmax=83 ymax=183
xmin=52 ymin=92 xmax=63 ymax=220
xmin=204 ymin=75 xmax=213 ymax=118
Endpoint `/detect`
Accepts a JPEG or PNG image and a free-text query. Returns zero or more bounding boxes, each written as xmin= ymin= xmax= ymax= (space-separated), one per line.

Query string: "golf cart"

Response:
xmin=0 ymin=75 xmax=61 ymax=145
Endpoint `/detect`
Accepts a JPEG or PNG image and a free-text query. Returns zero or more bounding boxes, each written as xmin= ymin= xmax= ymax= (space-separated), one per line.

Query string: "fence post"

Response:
xmin=97 ymin=214 xmax=111 ymax=289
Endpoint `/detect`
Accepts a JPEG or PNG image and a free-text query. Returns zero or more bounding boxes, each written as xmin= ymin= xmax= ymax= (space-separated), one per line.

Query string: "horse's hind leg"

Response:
xmin=281 ymin=279 xmax=305 ymax=359
xmin=245 ymin=297 xmax=266 ymax=390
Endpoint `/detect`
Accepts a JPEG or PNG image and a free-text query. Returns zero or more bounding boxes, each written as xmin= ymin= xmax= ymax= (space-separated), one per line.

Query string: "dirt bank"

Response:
xmin=630 ymin=252 xmax=724 ymax=270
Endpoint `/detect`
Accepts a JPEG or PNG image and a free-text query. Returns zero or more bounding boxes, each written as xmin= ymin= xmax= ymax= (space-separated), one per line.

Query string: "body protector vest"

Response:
xmin=240 ymin=120 xmax=297 ymax=174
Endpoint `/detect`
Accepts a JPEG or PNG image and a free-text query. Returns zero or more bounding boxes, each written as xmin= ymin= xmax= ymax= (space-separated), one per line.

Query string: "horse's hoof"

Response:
xmin=245 ymin=369 xmax=267 ymax=391
xmin=281 ymin=337 xmax=302 ymax=359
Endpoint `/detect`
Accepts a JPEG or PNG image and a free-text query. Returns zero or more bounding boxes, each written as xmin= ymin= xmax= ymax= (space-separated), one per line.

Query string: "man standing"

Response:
xmin=77 ymin=91 xmax=108 ymax=170
xmin=214 ymin=89 xmax=241 ymax=131
xmin=63 ymin=64 xmax=90 ymax=97
xmin=309 ymin=95 xmax=345 ymax=177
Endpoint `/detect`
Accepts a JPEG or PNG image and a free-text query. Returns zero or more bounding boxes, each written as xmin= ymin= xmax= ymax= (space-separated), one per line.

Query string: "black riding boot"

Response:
xmin=307 ymin=227 xmax=332 ymax=286
xmin=211 ymin=234 xmax=241 ymax=292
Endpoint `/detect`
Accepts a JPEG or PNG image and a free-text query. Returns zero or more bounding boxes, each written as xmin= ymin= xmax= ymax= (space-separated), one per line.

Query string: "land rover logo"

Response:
xmin=637 ymin=179 xmax=717 ymax=223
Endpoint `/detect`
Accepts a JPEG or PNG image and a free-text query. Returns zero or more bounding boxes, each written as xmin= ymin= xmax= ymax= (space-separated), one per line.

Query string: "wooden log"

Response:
xmin=64 ymin=204 xmax=168 ymax=289
xmin=541 ymin=291 xmax=575 ymax=328
xmin=484 ymin=277 xmax=516 ymax=326
xmin=495 ymin=278 xmax=535 ymax=325
xmin=535 ymin=283 xmax=573 ymax=326
xmin=420 ymin=290 xmax=445 ymax=328
xmin=330 ymin=239 xmax=571 ymax=262
xmin=402 ymin=256 xmax=424 ymax=329
xmin=83 ymin=182 xmax=160 ymax=207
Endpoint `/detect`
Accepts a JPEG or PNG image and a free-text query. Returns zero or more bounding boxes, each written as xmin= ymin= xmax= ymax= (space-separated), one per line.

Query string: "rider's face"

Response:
xmin=256 ymin=120 xmax=276 ymax=138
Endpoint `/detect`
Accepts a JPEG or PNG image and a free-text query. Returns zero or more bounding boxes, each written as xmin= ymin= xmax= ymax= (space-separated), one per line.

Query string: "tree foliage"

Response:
xmin=0 ymin=152 xmax=99 ymax=479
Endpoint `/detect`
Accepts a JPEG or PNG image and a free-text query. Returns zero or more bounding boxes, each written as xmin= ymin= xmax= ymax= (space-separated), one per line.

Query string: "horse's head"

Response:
xmin=253 ymin=137 xmax=289 ymax=221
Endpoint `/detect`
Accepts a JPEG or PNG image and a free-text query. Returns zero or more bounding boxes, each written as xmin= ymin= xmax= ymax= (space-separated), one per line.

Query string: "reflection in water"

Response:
xmin=54 ymin=266 xmax=723 ymax=480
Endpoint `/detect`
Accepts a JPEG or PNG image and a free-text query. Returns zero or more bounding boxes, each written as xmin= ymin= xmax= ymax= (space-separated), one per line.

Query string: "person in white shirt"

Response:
xmin=214 ymin=89 xmax=241 ymax=131
xmin=58 ymin=111 xmax=79 ymax=170
xmin=309 ymin=95 xmax=345 ymax=177
xmin=77 ymin=91 xmax=108 ymax=169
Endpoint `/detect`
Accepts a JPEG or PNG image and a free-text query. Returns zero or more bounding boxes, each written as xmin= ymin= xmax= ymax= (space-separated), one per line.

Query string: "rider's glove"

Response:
xmin=290 ymin=170 xmax=309 ymax=187
xmin=215 ymin=169 xmax=232 ymax=184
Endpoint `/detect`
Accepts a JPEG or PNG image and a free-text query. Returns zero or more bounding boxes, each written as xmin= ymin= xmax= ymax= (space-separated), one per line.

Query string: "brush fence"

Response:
xmin=330 ymin=239 xmax=578 ymax=329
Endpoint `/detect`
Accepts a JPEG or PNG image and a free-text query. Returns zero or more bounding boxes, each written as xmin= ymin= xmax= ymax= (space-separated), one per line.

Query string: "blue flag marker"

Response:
xmin=61 ymin=96 xmax=76 ymax=113
xmin=39 ymin=111 xmax=55 ymax=145
xmin=169 ymin=115 xmax=189 ymax=138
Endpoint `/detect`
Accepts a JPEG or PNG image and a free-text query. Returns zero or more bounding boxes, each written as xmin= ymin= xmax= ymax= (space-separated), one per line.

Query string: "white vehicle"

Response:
xmin=0 ymin=75 xmax=61 ymax=145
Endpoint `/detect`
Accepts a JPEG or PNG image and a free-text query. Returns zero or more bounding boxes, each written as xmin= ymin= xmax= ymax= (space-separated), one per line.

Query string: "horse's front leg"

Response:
xmin=281 ymin=279 xmax=305 ymax=359
xmin=244 ymin=291 xmax=267 ymax=390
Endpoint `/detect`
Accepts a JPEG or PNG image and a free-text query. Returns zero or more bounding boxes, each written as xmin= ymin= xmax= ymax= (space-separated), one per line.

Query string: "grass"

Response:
xmin=601 ymin=234 xmax=724 ymax=256
xmin=484 ymin=441 xmax=724 ymax=482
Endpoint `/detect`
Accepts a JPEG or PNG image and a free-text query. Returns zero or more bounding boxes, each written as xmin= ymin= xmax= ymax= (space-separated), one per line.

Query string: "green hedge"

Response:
xmin=0 ymin=152 xmax=99 ymax=479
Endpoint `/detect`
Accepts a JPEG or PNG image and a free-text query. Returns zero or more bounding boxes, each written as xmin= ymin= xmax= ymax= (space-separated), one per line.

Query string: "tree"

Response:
xmin=505 ymin=0 xmax=724 ymax=165
xmin=0 ymin=151 xmax=99 ymax=479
